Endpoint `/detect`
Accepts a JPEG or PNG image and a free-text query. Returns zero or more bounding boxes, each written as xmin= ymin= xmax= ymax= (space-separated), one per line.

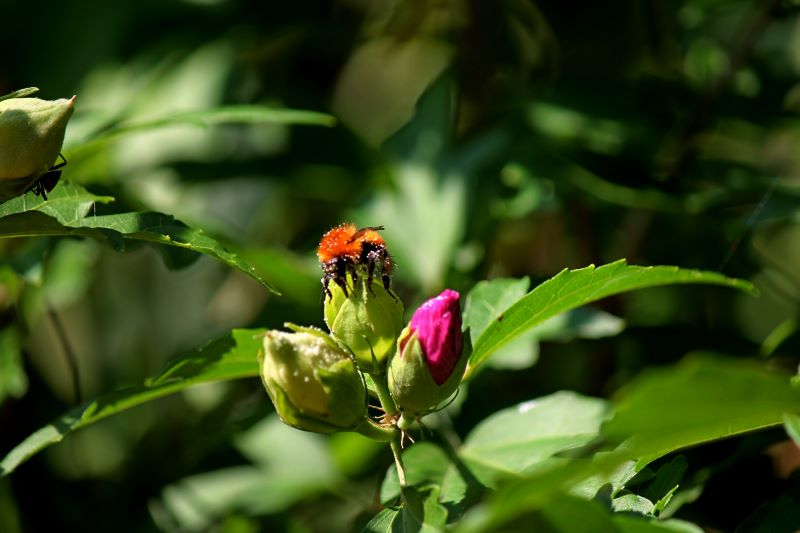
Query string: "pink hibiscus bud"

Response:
xmin=388 ymin=289 xmax=467 ymax=415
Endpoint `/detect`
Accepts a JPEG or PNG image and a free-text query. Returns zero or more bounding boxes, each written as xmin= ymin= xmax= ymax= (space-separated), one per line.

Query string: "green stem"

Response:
xmin=390 ymin=437 xmax=408 ymax=489
xmin=370 ymin=371 xmax=407 ymax=489
xmin=354 ymin=418 xmax=396 ymax=442
xmin=371 ymin=371 xmax=399 ymax=415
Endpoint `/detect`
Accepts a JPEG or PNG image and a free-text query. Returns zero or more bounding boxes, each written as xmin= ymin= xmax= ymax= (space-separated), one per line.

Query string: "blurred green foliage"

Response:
xmin=2 ymin=0 xmax=800 ymax=531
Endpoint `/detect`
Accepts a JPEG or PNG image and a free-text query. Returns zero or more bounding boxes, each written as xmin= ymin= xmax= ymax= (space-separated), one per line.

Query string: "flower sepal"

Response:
xmin=324 ymin=271 xmax=403 ymax=374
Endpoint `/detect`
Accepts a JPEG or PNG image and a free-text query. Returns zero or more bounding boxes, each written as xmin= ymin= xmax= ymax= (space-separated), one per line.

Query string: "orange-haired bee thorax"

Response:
xmin=317 ymin=223 xmax=395 ymax=300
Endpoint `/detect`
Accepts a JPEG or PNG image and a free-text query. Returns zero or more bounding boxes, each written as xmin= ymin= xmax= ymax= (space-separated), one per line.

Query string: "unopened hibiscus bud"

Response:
xmin=324 ymin=272 xmax=404 ymax=374
xmin=389 ymin=289 xmax=466 ymax=415
xmin=0 ymin=93 xmax=75 ymax=202
xmin=260 ymin=325 xmax=367 ymax=433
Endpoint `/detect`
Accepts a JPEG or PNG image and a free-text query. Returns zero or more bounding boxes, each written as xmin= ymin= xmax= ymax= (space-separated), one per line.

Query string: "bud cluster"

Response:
xmin=260 ymin=254 xmax=467 ymax=438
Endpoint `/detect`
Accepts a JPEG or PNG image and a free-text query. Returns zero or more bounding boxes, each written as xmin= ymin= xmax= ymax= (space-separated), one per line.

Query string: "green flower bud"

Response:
xmin=260 ymin=325 xmax=367 ymax=433
xmin=324 ymin=271 xmax=404 ymax=374
xmin=0 ymin=93 xmax=75 ymax=202
xmin=389 ymin=289 xmax=466 ymax=415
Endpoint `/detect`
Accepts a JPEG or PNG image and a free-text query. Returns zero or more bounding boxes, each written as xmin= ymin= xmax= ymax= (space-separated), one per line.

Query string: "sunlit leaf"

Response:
xmin=362 ymin=508 xmax=400 ymax=533
xmin=464 ymin=278 xmax=625 ymax=373
xmin=458 ymin=392 xmax=609 ymax=488
xmin=468 ymin=260 xmax=756 ymax=372
xmin=0 ymin=328 xmax=264 ymax=476
xmin=604 ymin=355 xmax=800 ymax=461
xmin=0 ymin=182 xmax=276 ymax=293
xmin=464 ymin=277 xmax=530 ymax=342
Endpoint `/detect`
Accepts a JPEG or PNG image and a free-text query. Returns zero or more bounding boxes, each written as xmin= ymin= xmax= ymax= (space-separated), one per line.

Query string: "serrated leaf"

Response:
xmin=381 ymin=442 xmax=451 ymax=504
xmin=0 ymin=182 xmax=276 ymax=293
xmin=0 ymin=328 xmax=264 ymax=476
xmin=456 ymin=357 xmax=800 ymax=533
xmin=468 ymin=260 xmax=757 ymax=372
xmin=0 ymin=181 xmax=113 ymax=221
xmin=464 ymin=277 xmax=530 ymax=342
xmin=364 ymin=486 xmax=448 ymax=533
xmin=604 ymin=355 xmax=800 ymax=461
xmin=458 ymin=392 xmax=609 ymax=487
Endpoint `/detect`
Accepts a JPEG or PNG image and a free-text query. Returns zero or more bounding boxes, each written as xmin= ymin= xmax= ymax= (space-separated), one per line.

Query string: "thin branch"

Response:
xmin=47 ymin=306 xmax=82 ymax=404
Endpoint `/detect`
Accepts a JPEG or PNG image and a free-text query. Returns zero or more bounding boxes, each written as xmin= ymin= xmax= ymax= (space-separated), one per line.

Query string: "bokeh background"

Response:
xmin=2 ymin=0 xmax=799 ymax=531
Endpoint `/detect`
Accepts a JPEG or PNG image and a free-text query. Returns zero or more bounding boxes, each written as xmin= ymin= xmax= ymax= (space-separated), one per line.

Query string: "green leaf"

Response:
xmin=71 ymin=105 xmax=336 ymax=154
xmin=0 ymin=182 xmax=276 ymax=293
xmin=531 ymin=307 xmax=625 ymax=342
xmin=458 ymin=392 xmax=609 ymax=487
xmin=465 ymin=277 xmax=625 ymax=372
xmin=468 ymin=260 xmax=757 ymax=372
xmin=464 ymin=277 xmax=530 ymax=343
xmin=611 ymin=494 xmax=655 ymax=515
xmin=381 ymin=442 xmax=452 ymax=504
xmin=0 ymin=87 xmax=38 ymax=102
xmin=639 ymin=456 xmax=687 ymax=507
xmin=0 ymin=181 xmax=113 ymax=221
xmin=157 ymin=415 xmax=338 ymax=529
xmin=614 ymin=515 xmax=703 ymax=533
xmin=0 ymin=327 xmax=27 ymax=403
xmin=459 ymin=492 xmax=618 ymax=533
xmin=362 ymin=508 xmax=400 ymax=533
xmin=453 ymin=354 xmax=799 ymax=533
xmin=604 ymin=355 xmax=800 ymax=461
xmin=364 ymin=487 xmax=448 ymax=533
xmin=0 ymin=328 xmax=264 ymax=476
xmin=783 ymin=413 xmax=800 ymax=446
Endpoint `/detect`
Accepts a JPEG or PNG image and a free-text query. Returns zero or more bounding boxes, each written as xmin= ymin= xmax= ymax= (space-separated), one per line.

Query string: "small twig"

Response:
xmin=717 ymin=174 xmax=779 ymax=271
xmin=47 ymin=306 xmax=82 ymax=404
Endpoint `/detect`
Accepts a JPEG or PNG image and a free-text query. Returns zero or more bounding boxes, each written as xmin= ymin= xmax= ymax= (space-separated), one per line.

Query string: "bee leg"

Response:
xmin=366 ymin=258 xmax=377 ymax=295
xmin=383 ymin=274 xmax=398 ymax=301
xmin=350 ymin=265 xmax=359 ymax=286
xmin=335 ymin=258 xmax=349 ymax=298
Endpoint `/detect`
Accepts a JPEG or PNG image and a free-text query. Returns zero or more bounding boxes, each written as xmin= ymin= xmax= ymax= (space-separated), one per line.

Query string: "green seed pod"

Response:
xmin=324 ymin=272 xmax=404 ymax=374
xmin=0 ymin=93 xmax=75 ymax=202
xmin=260 ymin=325 xmax=367 ymax=433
